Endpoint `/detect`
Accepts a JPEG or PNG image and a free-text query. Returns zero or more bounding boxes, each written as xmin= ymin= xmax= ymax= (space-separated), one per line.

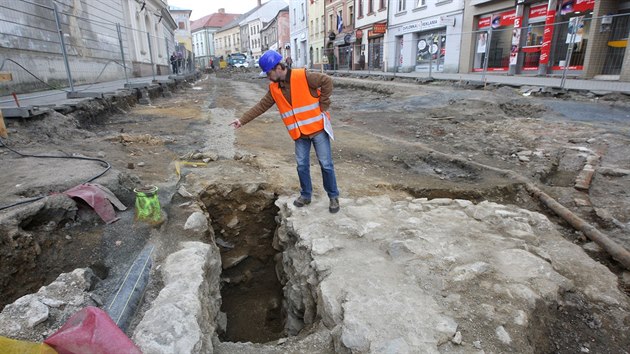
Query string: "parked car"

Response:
xmin=228 ymin=53 xmax=247 ymax=68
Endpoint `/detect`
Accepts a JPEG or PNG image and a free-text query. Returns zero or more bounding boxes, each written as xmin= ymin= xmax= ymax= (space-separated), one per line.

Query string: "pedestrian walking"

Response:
xmin=229 ymin=51 xmax=340 ymax=213
xmin=170 ymin=52 xmax=177 ymax=74
xmin=286 ymin=56 xmax=293 ymax=69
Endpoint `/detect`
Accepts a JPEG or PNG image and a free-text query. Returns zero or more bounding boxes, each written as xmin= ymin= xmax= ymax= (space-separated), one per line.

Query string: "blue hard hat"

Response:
xmin=259 ymin=50 xmax=283 ymax=74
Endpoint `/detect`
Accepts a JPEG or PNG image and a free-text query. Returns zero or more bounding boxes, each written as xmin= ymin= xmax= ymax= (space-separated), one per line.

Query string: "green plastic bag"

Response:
xmin=134 ymin=185 xmax=162 ymax=224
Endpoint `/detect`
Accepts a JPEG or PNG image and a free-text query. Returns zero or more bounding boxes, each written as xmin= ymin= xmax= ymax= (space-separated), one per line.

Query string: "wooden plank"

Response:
xmin=0 ymin=110 xmax=7 ymax=139
xmin=0 ymin=72 xmax=13 ymax=82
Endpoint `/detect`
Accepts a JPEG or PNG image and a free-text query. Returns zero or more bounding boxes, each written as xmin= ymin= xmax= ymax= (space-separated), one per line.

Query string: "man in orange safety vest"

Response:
xmin=229 ymin=50 xmax=340 ymax=213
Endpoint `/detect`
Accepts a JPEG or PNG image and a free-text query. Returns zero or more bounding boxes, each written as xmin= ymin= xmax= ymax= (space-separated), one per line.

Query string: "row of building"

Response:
xmin=183 ymin=0 xmax=629 ymax=81
xmin=179 ymin=0 xmax=291 ymax=70
xmin=0 ymin=0 xmax=628 ymax=96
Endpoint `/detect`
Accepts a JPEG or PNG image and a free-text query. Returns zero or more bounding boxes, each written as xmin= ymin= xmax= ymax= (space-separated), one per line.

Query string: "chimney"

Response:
xmin=257 ymin=0 xmax=262 ymax=7
xmin=218 ymin=8 xmax=225 ymax=13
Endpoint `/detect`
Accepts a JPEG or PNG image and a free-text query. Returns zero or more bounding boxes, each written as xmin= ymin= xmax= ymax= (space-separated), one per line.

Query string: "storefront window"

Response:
xmin=368 ymin=37 xmax=383 ymax=69
xmin=522 ymin=23 xmax=545 ymax=69
xmin=415 ymin=31 xmax=446 ymax=71
xmin=474 ymin=9 xmax=516 ymax=71
xmin=522 ymin=5 xmax=546 ymax=71
xmin=525 ymin=23 xmax=545 ymax=46
xmin=338 ymin=45 xmax=353 ymax=68
xmin=602 ymin=10 xmax=630 ymax=75
xmin=551 ymin=14 xmax=591 ymax=69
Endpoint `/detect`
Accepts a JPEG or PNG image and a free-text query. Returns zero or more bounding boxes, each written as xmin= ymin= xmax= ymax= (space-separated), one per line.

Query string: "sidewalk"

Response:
xmin=330 ymin=68 xmax=630 ymax=93
xmin=0 ymin=73 xmax=195 ymax=118
xmin=1 ymin=69 xmax=628 ymax=119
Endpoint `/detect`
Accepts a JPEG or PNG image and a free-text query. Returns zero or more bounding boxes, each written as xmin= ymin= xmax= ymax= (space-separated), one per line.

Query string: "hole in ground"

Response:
xmin=526 ymin=292 xmax=630 ymax=353
xmin=1 ymin=208 xmax=109 ymax=310
xmin=200 ymin=184 xmax=285 ymax=343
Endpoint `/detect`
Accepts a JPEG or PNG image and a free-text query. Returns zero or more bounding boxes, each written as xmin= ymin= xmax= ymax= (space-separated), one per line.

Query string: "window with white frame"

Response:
xmin=398 ymin=0 xmax=406 ymax=12
xmin=417 ymin=0 xmax=425 ymax=7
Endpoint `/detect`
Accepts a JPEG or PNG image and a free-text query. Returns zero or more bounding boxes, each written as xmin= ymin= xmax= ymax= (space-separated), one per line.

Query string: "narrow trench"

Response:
xmin=200 ymin=184 xmax=286 ymax=343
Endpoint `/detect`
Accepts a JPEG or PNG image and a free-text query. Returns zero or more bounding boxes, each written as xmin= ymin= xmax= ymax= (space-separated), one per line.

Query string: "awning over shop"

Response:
xmin=333 ymin=33 xmax=356 ymax=46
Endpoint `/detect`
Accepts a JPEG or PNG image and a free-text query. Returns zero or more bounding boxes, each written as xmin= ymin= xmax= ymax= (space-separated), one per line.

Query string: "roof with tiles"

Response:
xmin=191 ymin=9 xmax=241 ymax=31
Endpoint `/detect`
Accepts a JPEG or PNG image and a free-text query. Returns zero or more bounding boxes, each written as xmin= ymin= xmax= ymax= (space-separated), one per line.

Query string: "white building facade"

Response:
xmin=123 ymin=0 xmax=175 ymax=76
xmin=308 ymin=0 xmax=326 ymax=69
xmin=240 ymin=0 xmax=289 ymax=60
xmin=386 ymin=0 xmax=464 ymax=73
xmin=289 ymin=0 xmax=309 ymax=67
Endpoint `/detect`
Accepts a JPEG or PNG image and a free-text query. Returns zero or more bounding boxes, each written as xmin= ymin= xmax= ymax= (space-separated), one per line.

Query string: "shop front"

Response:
xmin=354 ymin=29 xmax=364 ymax=70
xmin=392 ymin=15 xmax=460 ymax=73
xmin=415 ymin=30 xmax=447 ymax=72
xmin=367 ymin=23 xmax=386 ymax=70
xmin=333 ymin=33 xmax=356 ymax=69
xmin=547 ymin=0 xmax=594 ymax=72
xmin=601 ymin=7 xmax=630 ymax=75
xmin=474 ymin=9 xmax=517 ymax=72
xmin=472 ymin=0 xmax=595 ymax=74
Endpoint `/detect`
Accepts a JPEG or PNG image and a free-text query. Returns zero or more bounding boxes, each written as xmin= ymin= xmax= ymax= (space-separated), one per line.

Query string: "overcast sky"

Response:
xmin=168 ymin=0 xmax=260 ymax=21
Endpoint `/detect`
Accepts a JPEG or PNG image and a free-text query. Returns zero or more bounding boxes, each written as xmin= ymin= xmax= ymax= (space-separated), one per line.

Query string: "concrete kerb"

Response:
xmin=327 ymin=70 xmax=630 ymax=94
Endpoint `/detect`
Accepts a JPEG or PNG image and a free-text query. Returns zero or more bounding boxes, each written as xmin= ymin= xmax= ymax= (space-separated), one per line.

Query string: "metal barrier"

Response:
xmin=0 ymin=0 xmax=193 ymax=98
xmin=318 ymin=13 xmax=629 ymax=91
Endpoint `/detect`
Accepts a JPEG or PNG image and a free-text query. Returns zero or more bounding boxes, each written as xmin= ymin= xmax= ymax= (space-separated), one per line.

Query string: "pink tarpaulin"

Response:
xmin=44 ymin=307 xmax=141 ymax=354
xmin=63 ymin=183 xmax=126 ymax=224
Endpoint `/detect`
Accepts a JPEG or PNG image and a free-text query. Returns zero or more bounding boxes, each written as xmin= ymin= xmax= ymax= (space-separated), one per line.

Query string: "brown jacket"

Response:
xmin=239 ymin=69 xmax=332 ymax=129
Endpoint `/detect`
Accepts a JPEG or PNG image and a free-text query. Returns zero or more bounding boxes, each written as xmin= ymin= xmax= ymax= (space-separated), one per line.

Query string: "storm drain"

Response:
xmin=200 ymin=184 xmax=285 ymax=343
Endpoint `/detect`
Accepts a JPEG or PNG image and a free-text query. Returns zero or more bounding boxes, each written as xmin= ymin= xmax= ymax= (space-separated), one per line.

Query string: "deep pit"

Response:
xmin=200 ymin=183 xmax=286 ymax=343
xmin=0 ymin=199 xmax=102 ymax=311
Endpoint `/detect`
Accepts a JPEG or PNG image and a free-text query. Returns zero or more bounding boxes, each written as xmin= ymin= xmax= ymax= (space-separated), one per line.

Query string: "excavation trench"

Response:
xmin=0 ymin=197 xmax=118 ymax=311
xmin=200 ymin=184 xmax=287 ymax=343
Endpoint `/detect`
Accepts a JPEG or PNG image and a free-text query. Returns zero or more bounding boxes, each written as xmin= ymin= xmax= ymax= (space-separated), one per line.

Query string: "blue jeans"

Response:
xmin=295 ymin=132 xmax=339 ymax=199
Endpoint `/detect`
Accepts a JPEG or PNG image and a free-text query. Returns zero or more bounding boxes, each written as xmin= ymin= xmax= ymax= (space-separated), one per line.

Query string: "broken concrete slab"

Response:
xmin=132 ymin=241 xmax=222 ymax=354
xmin=0 ymin=268 xmax=99 ymax=341
xmin=273 ymin=195 xmax=630 ymax=353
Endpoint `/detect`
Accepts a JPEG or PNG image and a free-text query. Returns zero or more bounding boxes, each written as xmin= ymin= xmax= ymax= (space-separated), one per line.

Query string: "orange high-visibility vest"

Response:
xmin=269 ymin=69 xmax=325 ymax=140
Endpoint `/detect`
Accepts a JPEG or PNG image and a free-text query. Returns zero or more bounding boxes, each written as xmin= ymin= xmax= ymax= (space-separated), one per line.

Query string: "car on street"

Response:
xmin=229 ymin=53 xmax=248 ymax=68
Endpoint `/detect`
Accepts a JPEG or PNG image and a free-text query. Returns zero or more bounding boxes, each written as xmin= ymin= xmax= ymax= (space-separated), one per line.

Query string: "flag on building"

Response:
xmin=337 ymin=13 xmax=343 ymax=33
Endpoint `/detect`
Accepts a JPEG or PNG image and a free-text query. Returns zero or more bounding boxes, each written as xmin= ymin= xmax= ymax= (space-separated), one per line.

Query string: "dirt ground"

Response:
xmin=1 ymin=69 xmax=630 ymax=350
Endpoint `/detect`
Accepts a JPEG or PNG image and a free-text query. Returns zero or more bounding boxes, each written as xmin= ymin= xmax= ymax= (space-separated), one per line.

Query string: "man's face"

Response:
xmin=266 ymin=65 xmax=283 ymax=83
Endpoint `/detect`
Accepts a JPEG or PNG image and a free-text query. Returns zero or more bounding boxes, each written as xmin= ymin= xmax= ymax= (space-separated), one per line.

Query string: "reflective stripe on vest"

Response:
xmin=285 ymin=113 xmax=323 ymax=131
xmin=269 ymin=69 xmax=325 ymax=140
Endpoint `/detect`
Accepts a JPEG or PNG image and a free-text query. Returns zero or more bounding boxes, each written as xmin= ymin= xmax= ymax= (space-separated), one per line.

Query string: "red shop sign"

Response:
xmin=478 ymin=17 xmax=491 ymax=28
xmin=529 ymin=4 xmax=547 ymax=20
xmin=372 ymin=22 xmax=387 ymax=34
xmin=478 ymin=9 xmax=516 ymax=29
xmin=561 ymin=0 xmax=594 ymax=15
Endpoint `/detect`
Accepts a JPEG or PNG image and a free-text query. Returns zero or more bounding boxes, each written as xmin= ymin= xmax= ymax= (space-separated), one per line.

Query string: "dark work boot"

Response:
xmin=293 ymin=196 xmax=311 ymax=207
xmin=329 ymin=197 xmax=340 ymax=213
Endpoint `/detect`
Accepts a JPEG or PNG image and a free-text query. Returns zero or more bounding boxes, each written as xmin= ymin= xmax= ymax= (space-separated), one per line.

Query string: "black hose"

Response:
xmin=0 ymin=137 xmax=111 ymax=211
